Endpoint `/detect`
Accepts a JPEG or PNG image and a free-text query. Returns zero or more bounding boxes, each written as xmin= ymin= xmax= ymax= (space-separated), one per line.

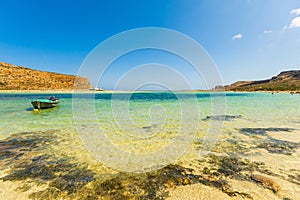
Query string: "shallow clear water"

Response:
xmin=1 ymin=92 xmax=298 ymax=136
xmin=0 ymin=92 xmax=299 ymax=199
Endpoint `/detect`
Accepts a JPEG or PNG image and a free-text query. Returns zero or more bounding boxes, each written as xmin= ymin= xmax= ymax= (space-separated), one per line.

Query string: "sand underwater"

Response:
xmin=0 ymin=92 xmax=299 ymax=200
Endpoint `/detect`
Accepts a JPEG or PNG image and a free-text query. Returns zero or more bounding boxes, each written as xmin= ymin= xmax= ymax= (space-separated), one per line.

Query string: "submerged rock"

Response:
xmin=202 ymin=115 xmax=242 ymax=121
xmin=142 ymin=124 xmax=158 ymax=132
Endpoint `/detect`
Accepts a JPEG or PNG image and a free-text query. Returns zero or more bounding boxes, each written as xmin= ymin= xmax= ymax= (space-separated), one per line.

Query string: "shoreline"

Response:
xmin=0 ymin=89 xmax=299 ymax=94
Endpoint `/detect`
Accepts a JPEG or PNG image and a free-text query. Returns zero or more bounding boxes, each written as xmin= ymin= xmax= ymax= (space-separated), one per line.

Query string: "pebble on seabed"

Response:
xmin=251 ymin=174 xmax=280 ymax=192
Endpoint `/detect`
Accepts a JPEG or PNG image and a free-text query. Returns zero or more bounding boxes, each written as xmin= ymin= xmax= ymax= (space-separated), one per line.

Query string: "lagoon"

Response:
xmin=0 ymin=92 xmax=299 ymax=199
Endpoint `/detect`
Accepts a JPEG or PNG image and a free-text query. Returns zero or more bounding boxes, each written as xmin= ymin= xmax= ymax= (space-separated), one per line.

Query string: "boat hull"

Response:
xmin=31 ymin=100 xmax=60 ymax=109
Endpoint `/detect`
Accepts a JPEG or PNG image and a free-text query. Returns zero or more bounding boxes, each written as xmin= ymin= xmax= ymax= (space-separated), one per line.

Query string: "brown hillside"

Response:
xmin=224 ymin=70 xmax=300 ymax=91
xmin=0 ymin=62 xmax=90 ymax=90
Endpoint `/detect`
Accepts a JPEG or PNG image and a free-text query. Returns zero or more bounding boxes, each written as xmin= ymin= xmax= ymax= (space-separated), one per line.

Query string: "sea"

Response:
xmin=0 ymin=91 xmax=299 ymax=200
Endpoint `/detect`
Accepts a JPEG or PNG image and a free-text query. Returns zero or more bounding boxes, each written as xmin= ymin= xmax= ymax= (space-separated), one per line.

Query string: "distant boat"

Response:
xmin=89 ymin=87 xmax=104 ymax=91
xmin=31 ymin=96 xmax=60 ymax=109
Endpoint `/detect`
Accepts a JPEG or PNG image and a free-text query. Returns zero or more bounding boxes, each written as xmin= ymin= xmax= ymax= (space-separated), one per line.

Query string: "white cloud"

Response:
xmin=289 ymin=16 xmax=300 ymax=28
xmin=232 ymin=34 xmax=242 ymax=40
xmin=281 ymin=8 xmax=300 ymax=31
xmin=263 ymin=30 xmax=272 ymax=34
xmin=290 ymin=8 xmax=300 ymax=15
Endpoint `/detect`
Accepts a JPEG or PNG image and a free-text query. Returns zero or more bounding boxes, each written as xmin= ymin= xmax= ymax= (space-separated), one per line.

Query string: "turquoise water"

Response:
xmin=0 ymin=92 xmax=299 ymax=138
xmin=0 ymin=92 xmax=299 ymax=199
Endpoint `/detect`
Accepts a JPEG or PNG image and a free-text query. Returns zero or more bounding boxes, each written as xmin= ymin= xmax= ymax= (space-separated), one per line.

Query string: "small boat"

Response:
xmin=31 ymin=97 xmax=60 ymax=109
xmin=89 ymin=87 xmax=104 ymax=91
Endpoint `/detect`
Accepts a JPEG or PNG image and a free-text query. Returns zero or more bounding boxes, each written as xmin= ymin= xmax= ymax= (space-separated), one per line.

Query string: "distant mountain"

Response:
xmin=0 ymin=62 xmax=90 ymax=90
xmin=224 ymin=70 xmax=300 ymax=91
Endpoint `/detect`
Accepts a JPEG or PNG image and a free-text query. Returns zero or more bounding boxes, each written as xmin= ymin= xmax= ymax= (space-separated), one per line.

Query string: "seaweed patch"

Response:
xmin=257 ymin=138 xmax=300 ymax=155
xmin=287 ymin=172 xmax=300 ymax=185
xmin=0 ymin=131 xmax=95 ymax=199
xmin=73 ymin=164 xmax=252 ymax=200
xmin=0 ymin=130 xmax=253 ymax=200
xmin=0 ymin=130 xmax=57 ymax=161
xmin=239 ymin=127 xmax=294 ymax=136
xmin=205 ymin=155 xmax=265 ymax=180
xmin=0 ymin=129 xmax=296 ymax=199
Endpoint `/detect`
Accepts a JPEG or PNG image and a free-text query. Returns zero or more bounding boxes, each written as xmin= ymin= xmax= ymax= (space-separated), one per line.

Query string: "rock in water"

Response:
xmin=202 ymin=115 xmax=242 ymax=121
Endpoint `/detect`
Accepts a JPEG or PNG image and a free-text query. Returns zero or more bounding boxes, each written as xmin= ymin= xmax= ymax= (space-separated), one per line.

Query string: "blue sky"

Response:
xmin=0 ymin=0 xmax=300 ymax=89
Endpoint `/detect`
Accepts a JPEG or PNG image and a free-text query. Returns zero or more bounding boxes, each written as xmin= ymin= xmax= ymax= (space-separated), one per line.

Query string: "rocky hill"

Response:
xmin=0 ymin=62 xmax=90 ymax=90
xmin=224 ymin=70 xmax=300 ymax=91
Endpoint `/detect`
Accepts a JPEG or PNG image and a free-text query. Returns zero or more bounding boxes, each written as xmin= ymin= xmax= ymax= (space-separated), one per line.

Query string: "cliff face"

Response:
xmin=224 ymin=70 xmax=300 ymax=91
xmin=0 ymin=62 xmax=90 ymax=90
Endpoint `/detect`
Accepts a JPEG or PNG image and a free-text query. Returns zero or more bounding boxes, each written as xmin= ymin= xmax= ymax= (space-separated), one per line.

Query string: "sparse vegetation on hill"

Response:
xmin=224 ymin=70 xmax=300 ymax=91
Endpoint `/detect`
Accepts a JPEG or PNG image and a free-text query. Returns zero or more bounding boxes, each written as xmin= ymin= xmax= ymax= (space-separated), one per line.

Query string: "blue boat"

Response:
xmin=31 ymin=97 xmax=60 ymax=109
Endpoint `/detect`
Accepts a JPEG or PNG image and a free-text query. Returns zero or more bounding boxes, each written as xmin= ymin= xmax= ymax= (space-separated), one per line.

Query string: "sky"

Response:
xmin=0 ymin=0 xmax=300 ymax=89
